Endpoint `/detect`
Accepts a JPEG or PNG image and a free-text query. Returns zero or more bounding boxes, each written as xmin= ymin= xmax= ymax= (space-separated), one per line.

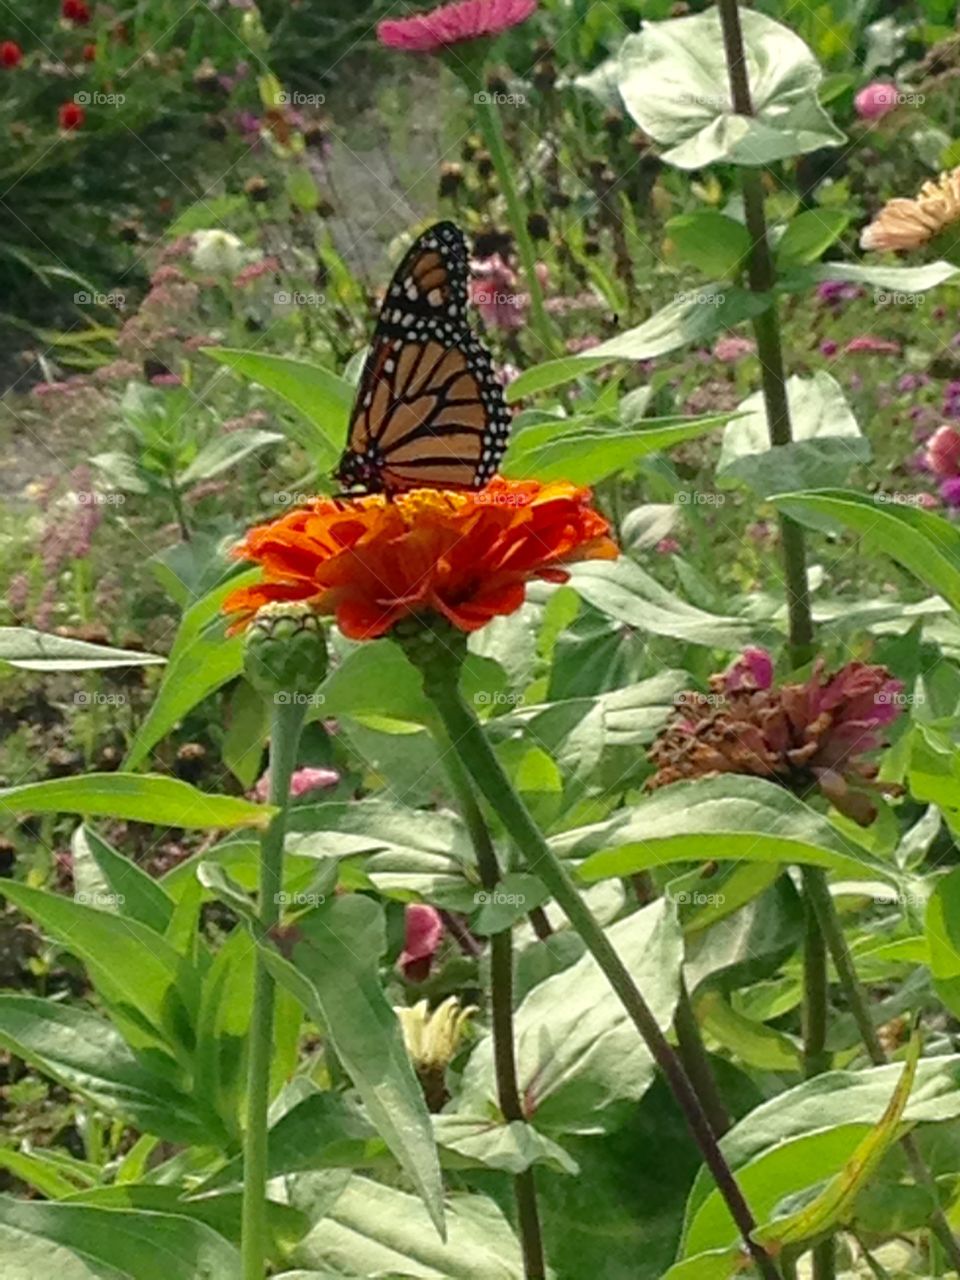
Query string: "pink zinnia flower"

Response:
xmin=712 ymin=335 xmax=756 ymax=364
xmin=399 ymin=904 xmax=444 ymax=981
xmin=378 ymin=0 xmax=536 ymax=53
xmin=253 ymin=765 xmax=340 ymax=802
xmin=926 ymin=425 xmax=960 ymax=478
xmin=854 ymin=82 xmax=900 ymax=121
xmin=844 ymin=336 xmax=901 ymax=356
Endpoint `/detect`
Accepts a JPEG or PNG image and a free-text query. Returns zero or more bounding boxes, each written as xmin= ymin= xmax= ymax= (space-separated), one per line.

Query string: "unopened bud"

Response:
xmin=243 ymin=602 xmax=328 ymax=699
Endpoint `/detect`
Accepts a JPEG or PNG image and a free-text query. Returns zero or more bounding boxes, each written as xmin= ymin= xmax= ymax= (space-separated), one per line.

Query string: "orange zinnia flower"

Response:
xmin=223 ymin=478 xmax=618 ymax=640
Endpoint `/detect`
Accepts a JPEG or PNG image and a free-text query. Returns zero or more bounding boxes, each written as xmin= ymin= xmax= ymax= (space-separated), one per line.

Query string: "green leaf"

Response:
xmin=460 ymin=899 xmax=682 ymax=1133
xmin=811 ymin=260 xmax=958 ymax=292
xmin=0 ymin=1195 xmax=240 ymax=1280
xmin=662 ymin=1247 xmax=744 ymax=1280
xmin=775 ymin=210 xmax=850 ymax=268
xmin=432 ymin=1116 xmax=578 ymax=1175
xmin=926 ymin=866 xmax=960 ymax=1017
xmin=666 ymin=212 xmax=751 ymax=278
xmin=0 ymin=996 xmax=218 ymax=1145
xmin=753 ymin=1032 xmax=920 ymax=1247
xmin=222 ymin=679 xmax=267 ymax=789
xmin=0 ymin=1149 xmax=94 ymax=1200
xmin=562 ymin=776 xmax=893 ymax=883
xmin=718 ymin=373 xmax=869 ymax=496
xmin=502 ymin=414 xmax=733 ymax=486
xmin=289 ymin=1176 xmax=522 ymax=1278
xmin=0 ymin=628 xmax=164 ymax=671
xmin=617 ymin=8 xmax=844 ymax=168
xmin=271 ymin=896 xmax=445 ymax=1237
xmin=71 ymin=825 xmax=175 ymax=934
xmin=0 ymin=774 xmax=270 ymax=831
xmin=771 ymin=489 xmax=960 ymax=614
xmin=203 ymin=347 xmax=352 ymax=464
xmin=696 ymin=989 xmax=802 ymax=1071
xmin=504 ymin=356 xmax=610 ymax=404
xmin=177 ymin=427 xmax=283 ymax=487
xmin=124 ymin=571 xmax=259 ymax=770
xmin=567 ymin=558 xmax=759 ymax=649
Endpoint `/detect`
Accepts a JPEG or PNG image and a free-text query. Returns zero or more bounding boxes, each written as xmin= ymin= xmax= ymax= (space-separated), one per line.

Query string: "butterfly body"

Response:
xmin=335 ymin=221 xmax=512 ymax=495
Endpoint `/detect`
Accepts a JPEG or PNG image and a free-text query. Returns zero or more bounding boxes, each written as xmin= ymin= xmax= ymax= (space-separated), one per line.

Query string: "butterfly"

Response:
xmin=335 ymin=221 xmax=512 ymax=495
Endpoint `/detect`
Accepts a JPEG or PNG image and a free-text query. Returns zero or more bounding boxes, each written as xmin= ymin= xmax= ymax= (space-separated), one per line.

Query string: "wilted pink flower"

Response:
xmin=712 ymin=335 xmax=756 ymax=364
xmin=470 ymin=254 xmax=526 ymax=329
xmin=253 ymin=765 xmax=340 ymax=802
xmin=399 ymin=904 xmax=444 ymax=981
xmin=844 ymin=336 xmax=901 ymax=355
xmin=378 ymin=0 xmax=536 ymax=53
xmin=723 ymin=646 xmax=774 ymax=692
xmin=926 ymin=425 xmax=960 ymax=477
xmin=854 ymin=82 xmax=901 ymax=121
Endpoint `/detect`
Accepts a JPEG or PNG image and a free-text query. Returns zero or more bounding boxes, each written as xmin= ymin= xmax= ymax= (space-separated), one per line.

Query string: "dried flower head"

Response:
xmin=223 ymin=478 xmax=617 ymax=640
xmin=861 ymin=167 xmax=960 ymax=252
xmin=649 ymin=652 xmax=904 ymax=825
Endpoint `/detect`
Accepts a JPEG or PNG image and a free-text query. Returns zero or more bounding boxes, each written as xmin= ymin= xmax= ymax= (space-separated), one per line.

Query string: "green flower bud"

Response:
xmin=243 ymin=602 xmax=328 ymax=700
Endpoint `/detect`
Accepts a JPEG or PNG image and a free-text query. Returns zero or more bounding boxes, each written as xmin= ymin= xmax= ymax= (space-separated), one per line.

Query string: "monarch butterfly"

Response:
xmin=335 ymin=221 xmax=512 ymax=495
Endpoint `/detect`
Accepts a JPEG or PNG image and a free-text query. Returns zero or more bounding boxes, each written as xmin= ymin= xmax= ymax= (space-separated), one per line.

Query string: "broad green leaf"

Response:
xmin=562 ymin=776 xmax=893 ymax=883
xmin=0 ymin=774 xmax=270 ymax=831
xmin=177 ymin=427 xmax=283 ymax=486
xmin=290 ymin=1176 xmax=522 ymax=1279
xmin=203 ymin=347 xmax=352 ymax=464
xmin=432 ymin=1116 xmax=577 ymax=1175
xmin=772 ymin=489 xmax=960 ymax=613
xmin=666 ymin=212 xmax=752 ymax=278
xmin=618 ymin=9 xmax=844 ymax=168
xmin=124 ymin=571 xmax=259 ymax=770
xmin=662 ymin=1248 xmax=744 ymax=1280
xmin=222 ymin=679 xmax=267 ymax=789
xmin=775 ymin=210 xmax=849 ymax=268
xmin=460 ymin=899 xmax=682 ymax=1132
xmin=0 ymin=1149 xmax=93 ymax=1200
xmin=0 ymin=996 xmax=218 ymax=1145
xmin=0 ymin=1196 xmax=240 ymax=1280
xmin=696 ymin=989 xmax=802 ymax=1072
xmin=910 ymin=727 xmax=960 ymax=835
xmin=505 ymin=356 xmax=609 ymax=403
xmin=272 ymin=896 xmax=445 ymax=1237
xmin=503 ymin=414 xmax=733 ymax=485
xmin=71 ymin=825 xmax=174 ymax=934
xmin=926 ymin=867 xmax=960 ymax=1017
xmin=719 ymin=373 xmax=868 ymax=495
xmin=684 ymin=875 xmax=804 ymax=992
xmin=0 ymin=628 xmax=164 ymax=671
xmin=753 ymin=1033 xmax=920 ymax=1247
xmin=811 ymin=260 xmax=958 ymax=292
xmin=568 ymin=558 xmax=759 ymax=649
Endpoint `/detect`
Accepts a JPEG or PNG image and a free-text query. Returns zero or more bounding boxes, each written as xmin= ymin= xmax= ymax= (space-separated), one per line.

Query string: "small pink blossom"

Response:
xmin=655 ymin=537 xmax=681 ymax=555
xmin=854 ymin=82 xmax=901 ymax=121
xmin=470 ymin=254 xmax=526 ymax=329
xmin=844 ymin=336 xmax=901 ymax=355
xmin=399 ymin=903 xmax=444 ymax=980
xmin=712 ymin=335 xmax=756 ymax=364
xmin=724 ymin=647 xmax=774 ymax=693
xmin=378 ymin=0 xmax=536 ymax=53
xmin=233 ymin=256 xmax=280 ymax=288
xmin=253 ymin=765 xmax=340 ymax=802
xmin=926 ymin=425 xmax=960 ymax=477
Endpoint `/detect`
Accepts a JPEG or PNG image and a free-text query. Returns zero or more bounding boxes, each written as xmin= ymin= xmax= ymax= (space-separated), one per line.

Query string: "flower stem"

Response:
xmin=472 ymin=93 xmax=556 ymax=357
xmin=419 ymin=660 xmax=781 ymax=1280
xmin=440 ymin=745 xmax=546 ymax=1280
xmin=241 ymin=699 xmax=307 ymax=1280
xmin=716 ymin=0 xmax=813 ymax=665
xmin=674 ymin=978 xmax=731 ymax=1136
xmin=804 ymin=867 xmax=960 ymax=1274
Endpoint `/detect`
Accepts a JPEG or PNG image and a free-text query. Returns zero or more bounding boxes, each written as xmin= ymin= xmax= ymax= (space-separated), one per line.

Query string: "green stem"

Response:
xmin=472 ymin=94 xmax=556 ymax=357
xmin=674 ymin=979 xmax=731 ymax=1136
xmin=241 ymin=699 xmax=307 ymax=1280
xmin=416 ymin=655 xmax=781 ymax=1280
xmin=440 ymin=746 xmax=546 ymax=1280
xmin=804 ymin=867 xmax=960 ymax=1275
xmin=801 ymin=868 xmax=830 ymax=1082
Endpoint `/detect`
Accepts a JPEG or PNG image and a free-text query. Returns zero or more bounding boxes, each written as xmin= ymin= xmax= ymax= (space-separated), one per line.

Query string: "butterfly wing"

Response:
xmin=336 ymin=221 xmax=512 ymax=494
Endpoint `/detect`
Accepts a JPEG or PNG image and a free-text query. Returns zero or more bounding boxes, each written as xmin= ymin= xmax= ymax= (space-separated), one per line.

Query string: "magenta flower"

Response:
xmin=819 ymin=339 xmax=838 ymax=357
xmin=655 ymin=537 xmax=681 ymax=555
xmin=712 ymin=335 xmax=756 ymax=364
xmin=723 ymin=646 xmax=774 ymax=693
xmin=926 ymin=425 xmax=960 ymax=477
xmin=470 ymin=254 xmax=526 ymax=329
xmin=378 ymin=0 xmax=536 ymax=53
xmin=941 ymin=477 xmax=960 ymax=508
xmin=399 ymin=904 xmax=444 ymax=981
xmin=815 ymin=280 xmax=863 ymax=307
xmin=253 ymin=765 xmax=340 ymax=802
xmin=854 ymin=82 xmax=901 ymax=121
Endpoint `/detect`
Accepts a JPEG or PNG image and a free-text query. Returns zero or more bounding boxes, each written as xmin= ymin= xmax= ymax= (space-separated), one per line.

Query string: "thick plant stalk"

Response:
xmin=800 ymin=869 xmax=834 ymax=1279
xmin=804 ymin=868 xmax=960 ymax=1274
xmin=441 ymin=747 xmax=546 ymax=1280
xmin=415 ymin=654 xmax=782 ymax=1280
xmin=241 ymin=699 xmax=307 ymax=1280
xmin=674 ymin=979 xmax=731 ymax=1136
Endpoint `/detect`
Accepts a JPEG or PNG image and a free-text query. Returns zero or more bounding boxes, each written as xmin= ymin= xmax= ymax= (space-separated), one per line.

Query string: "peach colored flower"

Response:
xmin=861 ymin=167 xmax=960 ymax=252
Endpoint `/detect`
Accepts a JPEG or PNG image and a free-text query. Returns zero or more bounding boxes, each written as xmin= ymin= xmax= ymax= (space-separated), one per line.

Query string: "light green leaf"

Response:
xmin=71 ymin=825 xmax=174 ymax=934
xmin=719 ymin=373 xmax=869 ymax=495
xmin=504 ymin=356 xmax=609 ymax=404
xmin=0 ymin=774 xmax=270 ymax=831
xmin=0 ymin=628 xmax=164 ymax=671
xmin=926 ymin=866 xmax=960 ymax=1017
xmin=772 ymin=489 xmax=960 ymax=614
xmin=177 ymin=427 xmax=283 ymax=487
xmin=811 ymin=260 xmax=958 ymax=292
xmin=666 ymin=212 xmax=752 ymax=278
xmin=618 ymin=9 xmax=845 ymax=168
xmin=776 ymin=210 xmax=849 ymax=268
